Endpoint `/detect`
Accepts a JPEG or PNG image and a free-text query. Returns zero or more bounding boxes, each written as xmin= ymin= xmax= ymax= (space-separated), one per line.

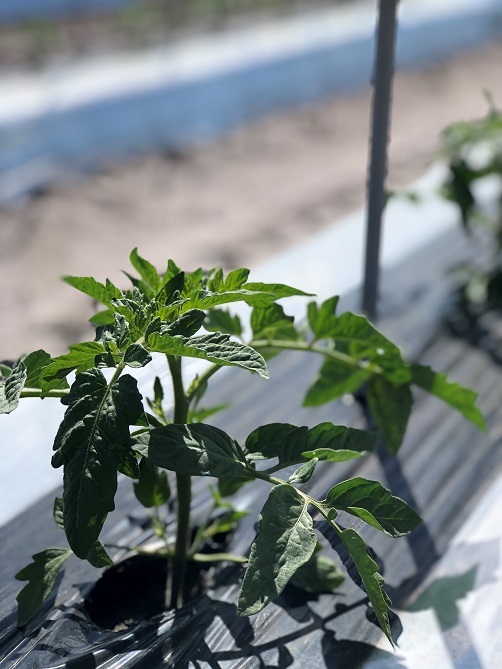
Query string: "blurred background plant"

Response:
xmin=1 ymin=0 xmax=349 ymax=68
xmin=439 ymin=98 xmax=502 ymax=358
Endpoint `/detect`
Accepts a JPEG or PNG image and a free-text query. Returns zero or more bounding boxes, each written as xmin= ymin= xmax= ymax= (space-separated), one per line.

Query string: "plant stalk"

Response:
xmin=167 ymin=355 xmax=191 ymax=610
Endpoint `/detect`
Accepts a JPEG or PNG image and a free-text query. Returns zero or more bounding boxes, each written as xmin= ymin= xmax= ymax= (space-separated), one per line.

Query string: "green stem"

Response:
xmin=167 ymin=355 xmax=191 ymax=610
xmin=191 ymin=552 xmax=248 ymax=564
xmin=250 ymin=339 xmax=383 ymax=375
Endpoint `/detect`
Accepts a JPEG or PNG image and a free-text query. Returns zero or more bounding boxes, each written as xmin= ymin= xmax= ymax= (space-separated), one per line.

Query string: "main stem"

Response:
xmin=167 ymin=354 xmax=191 ymax=610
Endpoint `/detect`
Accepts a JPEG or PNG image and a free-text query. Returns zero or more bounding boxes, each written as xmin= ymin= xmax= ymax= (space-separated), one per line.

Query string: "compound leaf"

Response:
xmin=238 ymin=484 xmax=317 ymax=615
xmin=51 ymin=369 xmax=144 ymax=558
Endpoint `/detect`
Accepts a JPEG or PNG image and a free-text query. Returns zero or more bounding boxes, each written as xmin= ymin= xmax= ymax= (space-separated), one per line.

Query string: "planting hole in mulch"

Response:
xmin=84 ymin=554 xmax=208 ymax=631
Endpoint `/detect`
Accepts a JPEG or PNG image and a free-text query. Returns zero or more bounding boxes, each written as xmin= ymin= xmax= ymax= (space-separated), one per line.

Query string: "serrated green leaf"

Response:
xmin=188 ymin=403 xmax=229 ymax=423
xmin=245 ymin=422 xmax=374 ymax=469
xmin=290 ymin=552 xmax=344 ymax=594
xmin=307 ymin=296 xmax=340 ymax=339
xmin=244 ymin=282 xmax=314 ymax=299
xmin=302 ymin=425 xmax=376 ymax=462
xmin=411 ymin=363 xmax=486 ymax=430
xmin=89 ymin=309 xmax=115 ymax=326
xmin=222 ymin=268 xmax=250 ymax=291
xmin=238 ymin=484 xmax=317 ymax=616
xmin=0 ymin=360 xmax=26 ymax=414
xmin=39 ymin=342 xmax=106 ymax=396
xmin=251 ymin=303 xmax=298 ymax=341
xmin=245 ymin=423 xmax=306 ymax=462
xmin=132 ymin=423 xmax=249 ymax=479
xmin=0 ymin=362 xmax=13 ymax=378
xmin=134 ymin=457 xmax=171 ymax=508
xmin=95 ymin=313 xmax=131 ymax=350
xmin=368 ymin=377 xmax=413 ymax=455
xmin=327 ymin=313 xmax=411 ymax=384
xmin=304 ymin=357 xmax=371 ymax=406
xmin=205 ymin=309 xmax=243 ymax=337
xmin=63 ymin=276 xmax=122 ymax=308
xmin=148 ymin=332 xmax=268 ymax=378
xmin=204 ymin=509 xmax=248 ymax=538
xmin=218 ymin=476 xmax=252 ymax=497
xmin=15 ymin=549 xmax=73 ymax=626
xmin=86 ymin=542 xmax=113 ymax=568
xmin=337 ymin=527 xmax=393 ymax=645
xmin=288 ymin=458 xmax=318 ymax=484
xmin=180 ymin=288 xmax=275 ymax=312
xmin=123 ymin=344 xmax=152 ymax=368
xmin=161 ymin=309 xmax=206 ymax=338
xmin=130 ymin=248 xmax=161 ymax=293
xmin=51 ymin=369 xmax=144 ymax=558
xmin=325 ymin=477 xmax=422 ymax=537
xmin=22 ymin=350 xmax=52 ymax=388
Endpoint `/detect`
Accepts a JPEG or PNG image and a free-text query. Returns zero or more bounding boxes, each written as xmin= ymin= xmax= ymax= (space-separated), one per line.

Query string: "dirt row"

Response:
xmin=1 ymin=40 xmax=502 ymax=359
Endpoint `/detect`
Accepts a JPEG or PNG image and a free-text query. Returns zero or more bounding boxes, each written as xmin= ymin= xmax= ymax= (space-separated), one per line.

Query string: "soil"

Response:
xmin=1 ymin=40 xmax=502 ymax=359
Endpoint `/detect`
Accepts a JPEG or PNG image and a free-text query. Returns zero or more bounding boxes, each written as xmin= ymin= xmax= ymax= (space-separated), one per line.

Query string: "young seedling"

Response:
xmin=1 ymin=249 xmax=485 ymax=644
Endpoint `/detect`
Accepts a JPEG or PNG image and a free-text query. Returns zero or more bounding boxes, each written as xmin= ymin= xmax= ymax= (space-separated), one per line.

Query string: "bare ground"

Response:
xmin=1 ymin=40 xmax=502 ymax=359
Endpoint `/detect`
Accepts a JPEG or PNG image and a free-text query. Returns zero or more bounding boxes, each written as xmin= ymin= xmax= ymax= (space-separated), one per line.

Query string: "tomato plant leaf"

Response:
xmin=250 ymin=304 xmax=298 ymax=341
xmin=39 ymin=342 xmax=107 ymax=397
xmin=86 ymin=542 xmax=113 ymax=568
xmin=134 ymin=457 xmax=171 ymax=508
xmin=22 ymin=350 xmax=52 ymax=388
xmin=368 ymin=377 xmax=413 ymax=454
xmin=245 ymin=422 xmax=375 ymax=469
xmin=304 ymin=357 xmax=372 ymax=406
xmin=0 ymin=360 xmax=26 ymax=414
xmin=15 ymin=549 xmax=73 ymax=627
xmin=205 ymin=309 xmax=243 ymax=337
xmin=288 ymin=458 xmax=318 ymax=484
xmin=238 ymin=484 xmax=317 ymax=616
xmin=132 ymin=423 xmax=249 ymax=479
xmin=411 ymin=363 xmax=486 ymax=430
xmin=327 ymin=313 xmax=411 ymax=384
xmin=52 ymin=369 xmax=144 ymax=558
xmin=148 ymin=332 xmax=268 ymax=378
xmin=290 ymin=552 xmax=344 ymax=594
xmin=123 ymin=344 xmax=152 ymax=368
xmin=130 ymin=248 xmax=161 ymax=293
xmin=325 ymin=477 xmax=422 ymax=537
xmin=307 ymin=296 xmax=340 ymax=340
xmin=161 ymin=309 xmax=206 ymax=338
xmin=244 ymin=282 xmax=314 ymax=299
xmin=337 ymin=528 xmax=394 ymax=645
xmin=63 ymin=276 xmax=122 ymax=308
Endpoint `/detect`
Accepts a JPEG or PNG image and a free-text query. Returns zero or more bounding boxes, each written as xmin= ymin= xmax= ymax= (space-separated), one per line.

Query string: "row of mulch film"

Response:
xmin=0 ymin=0 xmax=349 ymax=69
